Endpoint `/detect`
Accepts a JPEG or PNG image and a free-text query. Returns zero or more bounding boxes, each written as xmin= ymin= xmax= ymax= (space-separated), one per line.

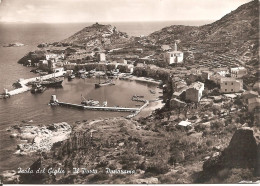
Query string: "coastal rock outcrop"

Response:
xmin=3 ymin=42 xmax=24 ymax=47
xmin=18 ymin=50 xmax=47 ymax=66
xmin=11 ymin=122 xmax=71 ymax=155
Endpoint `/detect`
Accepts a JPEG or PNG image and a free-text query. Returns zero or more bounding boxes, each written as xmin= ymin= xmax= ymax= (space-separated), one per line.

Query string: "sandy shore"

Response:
xmin=134 ymin=99 xmax=165 ymax=119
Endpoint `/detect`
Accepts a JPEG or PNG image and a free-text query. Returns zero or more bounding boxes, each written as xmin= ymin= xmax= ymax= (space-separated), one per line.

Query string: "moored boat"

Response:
xmin=81 ymin=99 xmax=100 ymax=106
xmin=40 ymin=77 xmax=63 ymax=87
xmin=68 ymin=74 xmax=75 ymax=81
xmin=95 ymin=79 xmax=115 ymax=88
xmin=31 ymin=84 xmax=46 ymax=94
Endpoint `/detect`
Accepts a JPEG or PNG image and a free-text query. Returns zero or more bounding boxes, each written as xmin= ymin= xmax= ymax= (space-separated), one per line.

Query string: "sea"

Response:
xmin=0 ymin=20 xmax=213 ymax=173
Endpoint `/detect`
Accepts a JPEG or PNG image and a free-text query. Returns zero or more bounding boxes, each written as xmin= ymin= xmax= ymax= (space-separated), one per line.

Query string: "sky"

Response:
xmin=0 ymin=0 xmax=252 ymax=23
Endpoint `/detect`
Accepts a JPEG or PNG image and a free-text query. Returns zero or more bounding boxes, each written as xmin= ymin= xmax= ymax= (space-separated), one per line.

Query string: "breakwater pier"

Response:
xmin=49 ymin=95 xmax=149 ymax=118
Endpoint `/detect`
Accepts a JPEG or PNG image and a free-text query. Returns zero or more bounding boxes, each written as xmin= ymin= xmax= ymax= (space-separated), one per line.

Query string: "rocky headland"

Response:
xmin=62 ymin=23 xmax=131 ymax=50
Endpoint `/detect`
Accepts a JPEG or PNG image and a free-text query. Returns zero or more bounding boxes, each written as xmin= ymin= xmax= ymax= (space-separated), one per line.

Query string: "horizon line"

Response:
xmin=0 ymin=20 xmax=216 ymax=24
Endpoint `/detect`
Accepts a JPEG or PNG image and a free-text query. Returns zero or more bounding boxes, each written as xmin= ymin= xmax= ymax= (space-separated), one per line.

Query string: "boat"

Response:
xmin=80 ymin=74 xmax=87 ymax=79
xmin=81 ymin=99 xmax=100 ymax=106
xmin=39 ymin=77 xmax=63 ymax=87
xmin=95 ymin=75 xmax=115 ymax=88
xmin=95 ymin=79 xmax=115 ymax=88
xmin=80 ymin=95 xmax=99 ymax=106
xmin=31 ymin=84 xmax=46 ymax=94
xmin=102 ymin=101 xmax=108 ymax=107
xmin=39 ymin=72 xmax=48 ymax=76
xmin=68 ymin=74 xmax=75 ymax=81
xmin=134 ymin=94 xmax=144 ymax=98
xmin=0 ymin=93 xmax=10 ymax=99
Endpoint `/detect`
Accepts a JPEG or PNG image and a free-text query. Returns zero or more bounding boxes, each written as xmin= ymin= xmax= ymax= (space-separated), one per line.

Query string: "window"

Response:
xmin=231 ymin=83 xmax=233 ymax=85
xmin=171 ymin=54 xmax=173 ymax=57
xmin=225 ymin=83 xmax=227 ymax=85
xmin=231 ymin=89 xmax=233 ymax=92
xmin=225 ymin=89 xmax=227 ymax=92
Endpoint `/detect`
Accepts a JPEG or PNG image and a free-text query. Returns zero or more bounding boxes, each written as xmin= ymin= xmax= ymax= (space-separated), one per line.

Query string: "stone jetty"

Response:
xmin=3 ymin=71 xmax=65 ymax=96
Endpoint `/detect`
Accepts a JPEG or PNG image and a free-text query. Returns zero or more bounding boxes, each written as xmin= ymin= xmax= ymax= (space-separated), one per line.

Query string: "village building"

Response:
xmin=172 ymin=87 xmax=187 ymax=99
xmin=39 ymin=60 xmax=48 ymax=70
xmin=210 ymin=73 xmax=223 ymax=85
xmin=45 ymin=53 xmax=64 ymax=61
xmin=248 ymin=96 xmax=260 ymax=112
xmin=164 ymin=42 xmax=184 ymax=64
xmin=63 ymin=62 xmax=77 ymax=70
xmin=230 ymin=67 xmax=247 ymax=78
xmin=161 ymin=45 xmax=171 ymax=51
xmin=178 ymin=120 xmax=192 ymax=127
xmin=220 ymin=78 xmax=243 ymax=93
xmin=47 ymin=60 xmax=64 ymax=73
xmin=191 ymin=67 xmax=209 ymax=75
xmin=190 ymin=68 xmax=201 ymax=75
xmin=117 ymin=59 xmax=127 ymax=64
xmin=201 ymin=70 xmax=214 ymax=80
xmin=241 ymin=90 xmax=259 ymax=103
xmin=97 ymin=53 xmax=106 ymax=62
xmin=185 ymin=81 xmax=204 ymax=103
xmin=174 ymin=81 xmax=187 ymax=92
xmin=212 ymin=67 xmax=229 ymax=77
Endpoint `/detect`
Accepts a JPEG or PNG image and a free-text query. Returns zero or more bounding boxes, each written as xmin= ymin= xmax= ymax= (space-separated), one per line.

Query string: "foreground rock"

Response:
xmin=0 ymin=170 xmax=20 ymax=183
xmin=132 ymin=177 xmax=159 ymax=184
xmin=200 ymin=127 xmax=259 ymax=183
xmin=11 ymin=122 xmax=71 ymax=155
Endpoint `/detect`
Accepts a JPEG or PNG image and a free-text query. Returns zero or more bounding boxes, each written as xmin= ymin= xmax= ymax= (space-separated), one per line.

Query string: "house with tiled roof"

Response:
xmin=185 ymin=81 xmax=204 ymax=103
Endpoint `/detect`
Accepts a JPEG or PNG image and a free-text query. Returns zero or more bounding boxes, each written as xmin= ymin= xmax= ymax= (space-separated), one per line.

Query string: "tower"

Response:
xmin=174 ymin=42 xmax=178 ymax=51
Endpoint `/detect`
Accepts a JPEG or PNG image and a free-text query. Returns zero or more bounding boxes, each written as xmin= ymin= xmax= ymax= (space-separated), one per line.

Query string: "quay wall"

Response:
xmin=7 ymin=71 xmax=65 ymax=96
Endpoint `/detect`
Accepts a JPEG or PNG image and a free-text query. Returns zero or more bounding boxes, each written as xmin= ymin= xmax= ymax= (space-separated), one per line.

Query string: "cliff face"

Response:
xmin=62 ymin=23 xmax=130 ymax=49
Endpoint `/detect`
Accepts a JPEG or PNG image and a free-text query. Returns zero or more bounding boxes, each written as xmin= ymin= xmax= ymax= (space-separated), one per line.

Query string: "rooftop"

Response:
xmin=178 ymin=120 xmax=191 ymax=127
xmin=220 ymin=77 xmax=241 ymax=82
xmin=248 ymin=96 xmax=260 ymax=104
xmin=231 ymin=67 xmax=246 ymax=71
xmin=188 ymin=81 xmax=204 ymax=90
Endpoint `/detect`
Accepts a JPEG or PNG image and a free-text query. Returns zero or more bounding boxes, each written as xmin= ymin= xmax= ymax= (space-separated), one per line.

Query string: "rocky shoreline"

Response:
xmin=8 ymin=122 xmax=71 ymax=156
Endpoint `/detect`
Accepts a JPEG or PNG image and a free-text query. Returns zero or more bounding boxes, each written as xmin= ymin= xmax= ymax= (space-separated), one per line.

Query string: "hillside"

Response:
xmin=147 ymin=0 xmax=259 ymax=67
xmin=62 ymin=23 xmax=131 ymax=50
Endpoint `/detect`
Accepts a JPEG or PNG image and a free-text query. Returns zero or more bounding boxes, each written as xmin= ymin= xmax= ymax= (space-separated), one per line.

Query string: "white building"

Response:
xmin=97 ymin=53 xmax=106 ymax=62
xmin=230 ymin=67 xmax=247 ymax=78
xmin=164 ymin=42 xmax=183 ymax=65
